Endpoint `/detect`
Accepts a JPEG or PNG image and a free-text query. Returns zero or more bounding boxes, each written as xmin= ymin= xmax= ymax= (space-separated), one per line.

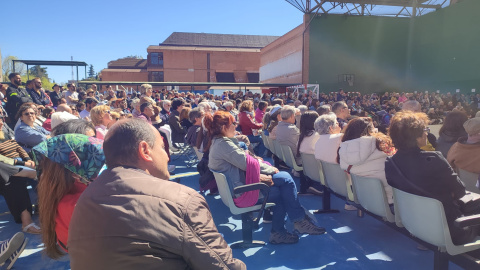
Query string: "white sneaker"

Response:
xmin=168 ymin=165 xmax=176 ymax=172
xmin=344 ymin=204 xmax=357 ymax=211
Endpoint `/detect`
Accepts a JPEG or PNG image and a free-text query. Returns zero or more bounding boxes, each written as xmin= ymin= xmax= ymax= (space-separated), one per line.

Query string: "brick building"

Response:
xmin=100 ymin=32 xmax=279 ymax=91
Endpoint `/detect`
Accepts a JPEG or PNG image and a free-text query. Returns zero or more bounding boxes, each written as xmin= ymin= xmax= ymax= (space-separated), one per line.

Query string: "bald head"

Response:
xmin=57 ymin=104 xmax=72 ymax=114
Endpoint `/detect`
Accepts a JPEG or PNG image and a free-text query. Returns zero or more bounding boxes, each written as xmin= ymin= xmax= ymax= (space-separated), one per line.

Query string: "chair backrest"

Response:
xmin=320 ymin=161 xmax=349 ymax=198
xmin=393 ymin=188 xmax=449 ymax=248
xmin=351 ymin=174 xmax=394 ymax=222
xmin=211 ymin=170 xmax=263 ymax=215
xmin=266 ymin=136 xmax=274 ymax=154
xmin=458 ymin=169 xmax=479 ymax=193
xmin=301 ymin=153 xmax=325 ymax=185
xmin=158 ymin=125 xmax=173 ymax=148
xmin=272 ymin=139 xmax=284 ymax=161
xmin=280 ymin=145 xmax=302 ymax=171
xmin=193 ymin=147 xmax=203 ymax=160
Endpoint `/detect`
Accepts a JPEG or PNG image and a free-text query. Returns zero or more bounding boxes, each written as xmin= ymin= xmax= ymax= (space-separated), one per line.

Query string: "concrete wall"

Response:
xmin=305 ymin=0 xmax=480 ymax=93
xmin=409 ymin=0 xmax=480 ymax=93
xmin=260 ymin=25 xmax=304 ymax=84
xmin=308 ymin=14 xmax=410 ymax=93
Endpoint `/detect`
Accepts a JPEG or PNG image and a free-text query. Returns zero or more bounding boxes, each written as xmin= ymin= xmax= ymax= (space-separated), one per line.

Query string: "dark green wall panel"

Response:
xmin=308 ymin=0 xmax=480 ymax=94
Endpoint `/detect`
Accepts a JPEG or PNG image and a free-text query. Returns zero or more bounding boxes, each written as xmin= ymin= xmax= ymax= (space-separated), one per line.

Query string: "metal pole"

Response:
xmin=76 ymin=65 xmax=79 ymax=82
xmin=27 ymin=64 xmax=29 ymax=80
xmin=12 ymin=60 xmax=15 ymax=73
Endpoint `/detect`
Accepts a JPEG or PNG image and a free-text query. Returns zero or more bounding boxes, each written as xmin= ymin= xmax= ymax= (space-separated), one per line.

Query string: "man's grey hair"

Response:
xmin=298 ymin=105 xmax=308 ymax=114
xmin=223 ymin=101 xmax=233 ymax=109
xmin=280 ymin=105 xmax=296 ymax=120
xmin=402 ymin=100 xmax=421 ymax=112
xmin=294 ymin=100 xmax=302 ymax=107
xmin=332 ymin=101 xmax=347 ymax=114
xmin=189 ymin=107 xmax=204 ymax=123
xmin=104 ymin=119 xmax=156 ymax=168
xmin=314 ymin=112 xmax=337 ymax=135
xmin=131 ymin=98 xmax=141 ymax=109
xmin=197 ymin=102 xmax=211 ymax=112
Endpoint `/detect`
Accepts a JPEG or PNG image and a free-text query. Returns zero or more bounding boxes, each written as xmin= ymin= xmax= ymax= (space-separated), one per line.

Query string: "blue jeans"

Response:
xmin=267 ymin=171 xmax=305 ymax=233
xmin=247 ymin=134 xmax=266 ymax=157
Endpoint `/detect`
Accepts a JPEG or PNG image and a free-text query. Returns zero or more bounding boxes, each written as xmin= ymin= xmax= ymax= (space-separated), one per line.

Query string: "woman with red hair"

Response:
xmin=207 ymin=111 xmax=326 ymax=245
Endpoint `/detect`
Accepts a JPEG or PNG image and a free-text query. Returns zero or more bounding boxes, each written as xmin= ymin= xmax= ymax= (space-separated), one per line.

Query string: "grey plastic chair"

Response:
xmin=266 ymin=136 xmax=274 ymax=155
xmin=211 ymin=170 xmax=275 ymax=249
xmin=320 ymin=161 xmax=350 ymax=199
xmin=301 ymin=153 xmax=339 ymax=214
xmin=393 ymin=187 xmax=480 ymax=269
xmin=280 ymin=144 xmax=302 ymax=172
xmin=272 ymin=139 xmax=284 ymax=162
xmin=457 ymin=169 xmax=479 ymax=193
xmin=350 ymin=174 xmax=394 ymax=222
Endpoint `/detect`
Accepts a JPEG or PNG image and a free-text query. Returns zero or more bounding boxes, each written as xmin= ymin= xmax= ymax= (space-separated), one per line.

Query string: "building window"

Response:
xmin=247 ymin=73 xmax=259 ymax=83
xmin=216 ymin=72 xmax=235 ymax=83
xmin=150 ymin=71 xmax=164 ymax=82
xmin=150 ymin=52 xmax=163 ymax=66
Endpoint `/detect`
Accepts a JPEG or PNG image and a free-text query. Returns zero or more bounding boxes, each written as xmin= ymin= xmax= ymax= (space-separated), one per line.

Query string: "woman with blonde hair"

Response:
xmin=139 ymin=84 xmax=153 ymax=98
xmin=90 ymin=105 xmax=112 ymax=140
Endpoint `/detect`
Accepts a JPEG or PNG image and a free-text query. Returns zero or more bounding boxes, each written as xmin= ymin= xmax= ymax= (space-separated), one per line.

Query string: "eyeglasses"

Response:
xmin=424 ymin=127 xmax=431 ymax=133
xmin=104 ymin=110 xmax=111 ymax=114
xmin=23 ymin=112 xmax=35 ymax=116
xmin=116 ymin=118 xmax=119 ymax=121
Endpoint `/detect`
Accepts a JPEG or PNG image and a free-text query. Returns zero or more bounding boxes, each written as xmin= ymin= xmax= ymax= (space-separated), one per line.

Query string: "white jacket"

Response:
xmin=339 ymin=136 xmax=393 ymax=204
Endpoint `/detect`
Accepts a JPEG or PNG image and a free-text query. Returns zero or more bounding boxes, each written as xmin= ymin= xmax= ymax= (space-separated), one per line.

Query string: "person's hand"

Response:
xmin=273 ymin=168 xmax=279 ymax=174
xmin=24 ymin=160 xmax=36 ymax=169
xmin=259 ymin=174 xmax=274 ymax=186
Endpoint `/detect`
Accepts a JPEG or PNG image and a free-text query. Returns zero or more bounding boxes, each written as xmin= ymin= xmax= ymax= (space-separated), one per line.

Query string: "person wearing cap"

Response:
xmin=79 ymin=97 xmax=98 ymax=119
xmin=447 ymin=117 xmax=480 ymax=174
xmin=34 ymin=134 xmax=105 ymax=258
xmin=50 ymin=84 xmax=63 ymax=108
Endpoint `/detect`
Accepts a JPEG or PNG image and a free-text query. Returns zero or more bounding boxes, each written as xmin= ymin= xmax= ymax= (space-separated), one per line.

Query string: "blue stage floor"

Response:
xmin=0 ymin=153 xmax=463 ymax=270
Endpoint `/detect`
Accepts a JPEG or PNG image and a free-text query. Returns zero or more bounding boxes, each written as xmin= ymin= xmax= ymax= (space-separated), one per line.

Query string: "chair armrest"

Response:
xmin=455 ymin=214 xmax=480 ymax=229
xmin=234 ymin=183 xmax=270 ymax=195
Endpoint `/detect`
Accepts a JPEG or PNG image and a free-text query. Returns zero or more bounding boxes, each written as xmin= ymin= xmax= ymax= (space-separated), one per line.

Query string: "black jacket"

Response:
xmin=5 ymin=85 xmax=32 ymax=120
xmin=385 ymin=147 xmax=477 ymax=245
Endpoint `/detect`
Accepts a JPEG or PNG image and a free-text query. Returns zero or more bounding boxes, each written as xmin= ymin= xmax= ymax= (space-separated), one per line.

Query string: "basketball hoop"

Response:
xmin=347 ymin=79 xmax=354 ymax=87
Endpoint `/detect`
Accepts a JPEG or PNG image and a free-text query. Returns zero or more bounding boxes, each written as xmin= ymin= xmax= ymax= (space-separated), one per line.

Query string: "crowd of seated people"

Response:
xmin=2 ymin=71 xmax=480 ymax=267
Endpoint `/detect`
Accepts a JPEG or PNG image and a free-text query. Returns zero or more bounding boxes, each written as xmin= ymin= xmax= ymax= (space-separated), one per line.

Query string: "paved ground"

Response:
xmin=0 ymin=149 xmax=464 ymax=270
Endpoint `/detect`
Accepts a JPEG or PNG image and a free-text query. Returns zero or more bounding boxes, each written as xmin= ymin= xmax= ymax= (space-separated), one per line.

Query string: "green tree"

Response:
xmin=29 ymin=65 xmax=49 ymax=79
xmin=87 ymin=64 xmax=95 ymax=78
xmin=2 ymin=55 xmax=26 ymax=82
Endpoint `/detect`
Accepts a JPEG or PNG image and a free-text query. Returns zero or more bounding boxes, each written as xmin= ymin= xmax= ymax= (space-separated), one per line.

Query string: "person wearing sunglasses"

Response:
xmin=90 ymin=105 xmax=112 ymax=140
xmin=14 ymin=103 xmax=51 ymax=153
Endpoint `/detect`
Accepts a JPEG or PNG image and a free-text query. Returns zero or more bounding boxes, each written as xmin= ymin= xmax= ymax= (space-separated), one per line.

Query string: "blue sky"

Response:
xmin=1 ymin=0 xmax=304 ymax=84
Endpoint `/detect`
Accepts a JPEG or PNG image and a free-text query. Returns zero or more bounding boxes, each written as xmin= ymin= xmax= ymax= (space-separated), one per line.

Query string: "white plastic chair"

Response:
xmin=350 ymin=174 xmax=394 ymax=222
xmin=272 ymin=139 xmax=284 ymax=162
xmin=301 ymin=153 xmax=339 ymax=214
xmin=280 ymin=144 xmax=303 ymax=173
xmin=211 ymin=170 xmax=275 ymax=249
xmin=393 ymin=187 xmax=480 ymax=269
xmin=457 ymin=169 xmax=479 ymax=193
xmin=319 ymin=161 xmax=350 ymax=199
